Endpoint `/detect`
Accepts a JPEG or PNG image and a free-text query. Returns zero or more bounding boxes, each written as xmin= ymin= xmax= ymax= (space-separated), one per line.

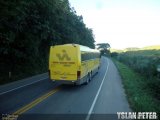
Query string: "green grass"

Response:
xmin=113 ymin=59 xmax=160 ymax=112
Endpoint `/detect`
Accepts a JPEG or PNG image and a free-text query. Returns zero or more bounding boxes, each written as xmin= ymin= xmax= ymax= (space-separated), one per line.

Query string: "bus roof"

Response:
xmin=79 ymin=45 xmax=99 ymax=53
xmin=52 ymin=44 xmax=99 ymax=53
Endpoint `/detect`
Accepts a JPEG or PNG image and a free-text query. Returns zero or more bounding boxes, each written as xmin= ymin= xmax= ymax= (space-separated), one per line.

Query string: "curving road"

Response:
xmin=0 ymin=57 xmax=131 ymax=120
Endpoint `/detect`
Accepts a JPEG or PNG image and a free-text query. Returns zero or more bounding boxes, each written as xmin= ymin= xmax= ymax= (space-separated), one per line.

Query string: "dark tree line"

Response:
xmin=0 ymin=0 xmax=95 ymax=84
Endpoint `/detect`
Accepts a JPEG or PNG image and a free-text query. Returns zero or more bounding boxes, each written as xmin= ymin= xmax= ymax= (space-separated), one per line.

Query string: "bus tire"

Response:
xmin=89 ymin=72 xmax=92 ymax=81
xmin=97 ymin=66 xmax=100 ymax=73
xmin=85 ymin=74 xmax=90 ymax=85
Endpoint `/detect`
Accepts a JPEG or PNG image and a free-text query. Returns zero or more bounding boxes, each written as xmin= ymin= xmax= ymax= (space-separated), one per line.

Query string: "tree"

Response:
xmin=0 ymin=0 xmax=95 ymax=84
xmin=97 ymin=43 xmax=111 ymax=56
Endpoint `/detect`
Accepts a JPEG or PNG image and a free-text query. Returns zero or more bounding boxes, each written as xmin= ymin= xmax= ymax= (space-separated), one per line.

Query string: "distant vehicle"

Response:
xmin=49 ymin=44 xmax=100 ymax=85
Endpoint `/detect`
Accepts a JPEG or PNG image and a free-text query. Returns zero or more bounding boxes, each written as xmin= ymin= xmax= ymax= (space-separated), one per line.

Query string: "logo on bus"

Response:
xmin=56 ymin=50 xmax=71 ymax=61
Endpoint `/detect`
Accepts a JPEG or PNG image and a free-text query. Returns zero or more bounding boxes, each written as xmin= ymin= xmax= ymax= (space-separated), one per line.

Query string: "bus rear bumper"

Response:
xmin=50 ymin=75 xmax=87 ymax=85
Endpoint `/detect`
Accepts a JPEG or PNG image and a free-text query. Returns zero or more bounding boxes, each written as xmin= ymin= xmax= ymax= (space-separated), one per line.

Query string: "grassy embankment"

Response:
xmin=112 ymin=45 xmax=160 ymax=113
xmin=114 ymin=60 xmax=160 ymax=112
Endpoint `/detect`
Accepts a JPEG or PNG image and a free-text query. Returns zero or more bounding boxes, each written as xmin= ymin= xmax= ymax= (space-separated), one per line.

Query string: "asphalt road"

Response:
xmin=0 ymin=57 xmax=131 ymax=120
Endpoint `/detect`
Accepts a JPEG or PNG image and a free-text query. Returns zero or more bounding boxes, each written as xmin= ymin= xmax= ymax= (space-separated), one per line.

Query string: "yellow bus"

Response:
xmin=49 ymin=44 xmax=100 ymax=85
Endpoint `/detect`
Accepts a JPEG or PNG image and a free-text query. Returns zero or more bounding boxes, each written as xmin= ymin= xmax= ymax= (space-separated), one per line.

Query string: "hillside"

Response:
xmin=142 ymin=45 xmax=160 ymax=50
xmin=111 ymin=45 xmax=160 ymax=53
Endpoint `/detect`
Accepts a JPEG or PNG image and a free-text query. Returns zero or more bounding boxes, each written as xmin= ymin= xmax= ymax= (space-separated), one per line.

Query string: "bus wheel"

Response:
xmin=89 ymin=72 xmax=92 ymax=81
xmin=85 ymin=74 xmax=90 ymax=85
xmin=97 ymin=66 xmax=100 ymax=73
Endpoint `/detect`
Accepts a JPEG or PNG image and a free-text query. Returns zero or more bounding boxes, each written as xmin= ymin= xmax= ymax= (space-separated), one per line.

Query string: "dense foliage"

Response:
xmin=0 ymin=0 xmax=95 ymax=84
xmin=113 ymin=50 xmax=160 ymax=100
xmin=115 ymin=50 xmax=160 ymax=78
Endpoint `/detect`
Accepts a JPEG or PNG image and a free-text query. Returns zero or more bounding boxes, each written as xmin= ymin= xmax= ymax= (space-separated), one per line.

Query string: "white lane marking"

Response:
xmin=86 ymin=58 xmax=109 ymax=120
xmin=0 ymin=77 xmax=48 ymax=95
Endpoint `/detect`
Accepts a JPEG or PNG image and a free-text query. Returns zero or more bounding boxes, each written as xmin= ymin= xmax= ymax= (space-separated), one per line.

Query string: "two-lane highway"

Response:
xmin=0 ymin=57 xmax=131 ymax=120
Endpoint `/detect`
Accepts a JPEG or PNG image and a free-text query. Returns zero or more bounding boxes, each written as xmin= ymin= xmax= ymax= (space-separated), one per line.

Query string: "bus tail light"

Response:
xmin=77 ymin=71 xmax=81 ymax=79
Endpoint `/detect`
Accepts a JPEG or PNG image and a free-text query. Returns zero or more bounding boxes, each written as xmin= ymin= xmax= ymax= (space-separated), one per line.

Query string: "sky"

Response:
xmin=69 ymin=0 xmax=160 ymax=49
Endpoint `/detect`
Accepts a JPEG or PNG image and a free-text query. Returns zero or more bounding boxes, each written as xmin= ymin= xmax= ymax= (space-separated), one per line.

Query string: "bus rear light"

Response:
xmin=77 ymin=71 xmax=81 ymax=79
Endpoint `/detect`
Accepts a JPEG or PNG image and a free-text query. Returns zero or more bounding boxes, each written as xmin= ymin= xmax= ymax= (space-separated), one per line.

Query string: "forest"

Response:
xmin=0 ymin=0 xmax=95 ymax=84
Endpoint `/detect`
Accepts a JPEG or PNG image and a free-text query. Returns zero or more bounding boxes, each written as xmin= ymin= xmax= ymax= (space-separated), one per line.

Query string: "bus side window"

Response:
xmin=81 ymin=52 xmax=100 ymax=61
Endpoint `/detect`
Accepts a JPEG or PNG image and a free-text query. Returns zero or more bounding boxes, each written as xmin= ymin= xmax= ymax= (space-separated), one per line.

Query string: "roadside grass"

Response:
xmin=113 ymin=59 xmax=160 ymax=112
